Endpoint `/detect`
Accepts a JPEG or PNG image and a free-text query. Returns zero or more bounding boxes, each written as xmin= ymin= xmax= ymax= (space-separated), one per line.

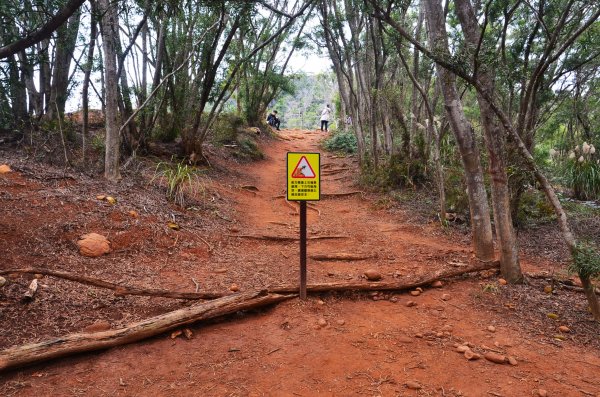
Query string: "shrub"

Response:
xmin=323 ymin=130 xmax=357 ymax=154
xmin=557 ymin=142 xmax=600 ymax=200
xmin=570 ymin=241 xmax=600 ymax=280
xmin=152 ymin=159 xmax=203 ymax=207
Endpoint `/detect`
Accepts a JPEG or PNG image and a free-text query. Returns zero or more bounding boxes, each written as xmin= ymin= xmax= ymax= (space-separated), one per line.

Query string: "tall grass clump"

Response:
xmin=152 ymin=158 xmax=203 ymax=207
xmin=553 ymin=142 xmax=600 ymax=200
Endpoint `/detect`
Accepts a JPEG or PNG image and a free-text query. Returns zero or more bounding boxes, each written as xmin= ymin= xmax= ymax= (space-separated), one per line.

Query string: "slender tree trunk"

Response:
xmin=47 ymin=9 xmax=81 ymax=119
xmin=82 ymin=3 xmax=97 ymax=164
xmin=455 ymin=0 xmax=522 ymax=282
xmin=423 ymin=0 xmax=494 ymax=261
xmin=98 ymin=0 xmax=120 ymax=181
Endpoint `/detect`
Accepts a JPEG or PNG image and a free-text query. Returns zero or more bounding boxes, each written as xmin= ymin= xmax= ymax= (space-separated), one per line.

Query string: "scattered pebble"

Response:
xmin=456 ymin=345 xmax=470 ymax=353
xmin=431 ymin=280 xmax=443 ymax=288
xmin=128 ymin=210 xmax=139 ymax=218
xmin=498 ymin=278 xmax=507 ymax=285
xmin=0 ymin=164 xmax=12 ymax=173
xmin=410 ymin=290 xmax=421 ymax=297
xmin=0 ymin=276 xmax=6 ymax=287
xmin=544 ymin=285 xmax=553 ymax=294
xmin=484 ymin=352 xmax=507 ymax=364
xmin=406 ymin=300 xmax=417 ymax=307
xmin=507 ymin=356 xmax=518 ymax=366
xmin=336 ymin=319 xmax=345 ymax=326
xmin=441 ymin=293 xmax=451 ymax=301
xmin=405 ymin=381 xmax=422 ymax=390
xmin=317 ymin=318 xmax=327 ymax=327
xmin=316 ymin=299 xmax=325 ymax=305
xmin=389 ymin=297 xmax=398 ymax=303
xmin=229 ymin=227 xmax=240 ymax=233
xmin=229 ymin=284 xmax=240 ymax=292
xmin=537 ymin=389 xmax=548 ymax=397
xmin=214 ymin=268 xmax=228 ymax=273
xmin=183 ymin=328 xmax=193 ymax=340
xmin=464 ymin=350 xmax=481 ymax=360
xmin=558 ymin=325 xmax=570 ymax=333
xmin=364 ymin=269 xmax=382 ymax=281
xmin=397 ymin=335 xmax=413 ymax=344
xmin=487 ymin=325 xmax=496 ymax=332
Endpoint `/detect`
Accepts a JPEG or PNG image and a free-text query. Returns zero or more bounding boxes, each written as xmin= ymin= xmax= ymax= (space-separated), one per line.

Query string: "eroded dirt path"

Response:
xmin=2 ymin=130 xmax=600 ymax=396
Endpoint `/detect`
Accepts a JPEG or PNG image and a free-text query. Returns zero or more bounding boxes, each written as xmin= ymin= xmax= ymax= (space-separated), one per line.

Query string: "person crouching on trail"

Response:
xmin=267 ymin=110 xmax=281 ymax=130
xmin=320 ymin=104 xmax=331 ymax=132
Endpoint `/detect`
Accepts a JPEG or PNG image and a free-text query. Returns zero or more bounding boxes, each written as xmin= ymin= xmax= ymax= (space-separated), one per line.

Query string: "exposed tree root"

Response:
xmin=310 ymin=253 xmax=375 ymax=261
xmin=0 ymin=268 xmax=223 ymax=300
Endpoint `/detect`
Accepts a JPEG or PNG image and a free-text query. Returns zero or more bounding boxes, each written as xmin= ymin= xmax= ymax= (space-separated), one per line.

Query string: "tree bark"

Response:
xmin=455 ymin=0 xmax=522 ymax=283
xmin=0 ymin=0 xmax=86 ymax=59
xmin=81 ymin=2 xmax=97 ymax=164
xmin=0 ymin=291 xmax=292 ymax=372
xmin=98 ymin=0 xmax=121 ymax=181
xmin=423 ymin=0 xmax=494 ymax=261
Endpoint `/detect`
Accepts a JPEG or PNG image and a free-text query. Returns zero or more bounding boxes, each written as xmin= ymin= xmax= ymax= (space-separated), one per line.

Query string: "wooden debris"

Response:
xmin=1 ymin=268 xmax=224 ymax=300
xmin=23 ymin=279 xmax=38 ymax=301
xmin=0 ymin=290 xmax=293 ymax=372
xmin=310 ymin=253 xmax=374 ymax=261
xmin=268 ymin=260 xmax=499 ymax=294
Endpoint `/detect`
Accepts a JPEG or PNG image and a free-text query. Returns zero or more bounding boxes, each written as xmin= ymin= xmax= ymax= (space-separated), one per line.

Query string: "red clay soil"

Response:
xmin=1 ymin=129 xmax=600 ymax=397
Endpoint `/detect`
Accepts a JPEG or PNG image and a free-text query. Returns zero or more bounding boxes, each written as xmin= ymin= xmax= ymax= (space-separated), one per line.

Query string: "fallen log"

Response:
xmin=310 ymin=253 xmax=375 ymax=261
xmin=227 ymin=234 xmax=349 ymax=241
xmin=0 ymin=290 xmax=293 ymax=372
xmin=0 ymin=268 xmax=224 ymax=300
xmin=268 ymin=260 xmax=500 ymax=294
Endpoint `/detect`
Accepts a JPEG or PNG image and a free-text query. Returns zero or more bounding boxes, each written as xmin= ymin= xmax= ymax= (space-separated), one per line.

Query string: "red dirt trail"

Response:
xmin=1 ymin=129 xmax=599 ymax=397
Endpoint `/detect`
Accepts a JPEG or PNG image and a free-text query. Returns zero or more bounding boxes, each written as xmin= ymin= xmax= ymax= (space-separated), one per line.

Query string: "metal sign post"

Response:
xmin=287 ymin=152 xmax=320 ymax=300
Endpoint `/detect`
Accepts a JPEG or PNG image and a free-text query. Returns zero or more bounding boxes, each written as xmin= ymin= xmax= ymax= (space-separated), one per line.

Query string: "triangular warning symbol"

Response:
xmin=291 ymin=156 xmax=316 ymax=178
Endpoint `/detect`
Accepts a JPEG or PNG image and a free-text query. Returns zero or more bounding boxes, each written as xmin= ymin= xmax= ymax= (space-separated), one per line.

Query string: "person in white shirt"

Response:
xmin=320 ymin=104 xmax=332 ymax=132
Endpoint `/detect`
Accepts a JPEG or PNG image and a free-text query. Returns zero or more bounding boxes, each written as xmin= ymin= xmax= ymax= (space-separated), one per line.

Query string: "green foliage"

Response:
xmin=152 ymin=159 xmax=203 ymax=207
xmin=513 ymin=189 xmax=555 ymax=225
xmin=361 ymin=155 xmax=430 ymax=191
xmin=211 ymin=113 xmax=245 ymax=144
xmin=322 ymin=129 xmax=357 ymax=154
xmin=557 ymin=143 xmax=600 ymax=200
xmin=444 ymin=165 xmax=469 ymax=213
xmin=570 ymin=241 xmax=600 ymax=279
xmin=234 ymin=136 xmax=264 ymax=161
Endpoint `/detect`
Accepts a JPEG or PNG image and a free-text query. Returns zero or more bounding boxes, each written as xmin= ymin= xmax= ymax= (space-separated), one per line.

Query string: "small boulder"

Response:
xmin=317 ymin=318 xmax=327 ymax=328
xmin=77 ymin=233 xmax=111 ymax=257
xmin=406 ymin=300 xmax=417 ymax=307
xmin=464 ymin=350 xmax=481 ymax=360
xmin=0 ymin=164 xmax=12 ymax=173
xmin=456 ymin=345 xmax=470 ymax=353
xmin=336 ymin=319 xmax=345 ymax=326
xmin=507 ymin=356 xmax=518 ymax=366
xmin=487 ymin=325 xmax=496 ymax=332
xmin=364 ymin=269 xmax=382 ymax=281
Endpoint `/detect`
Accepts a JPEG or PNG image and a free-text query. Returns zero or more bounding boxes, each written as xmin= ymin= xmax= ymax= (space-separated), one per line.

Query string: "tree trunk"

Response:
xmin=98 ymin=0 xmax=121 ymax=181
xmin=47 ymin=8 xmax=81 ymax=119
xmin=423 ymin=0 xmax=494 ymax=261
xmin=81 ymin=3 xmax=97 ymax=164
xmin=455 ymin=0 xmax=523 ymax=282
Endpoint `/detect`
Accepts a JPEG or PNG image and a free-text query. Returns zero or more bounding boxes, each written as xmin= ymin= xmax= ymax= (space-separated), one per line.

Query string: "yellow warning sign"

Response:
xmin=287 ymin=152 xmax=320 ymax=201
